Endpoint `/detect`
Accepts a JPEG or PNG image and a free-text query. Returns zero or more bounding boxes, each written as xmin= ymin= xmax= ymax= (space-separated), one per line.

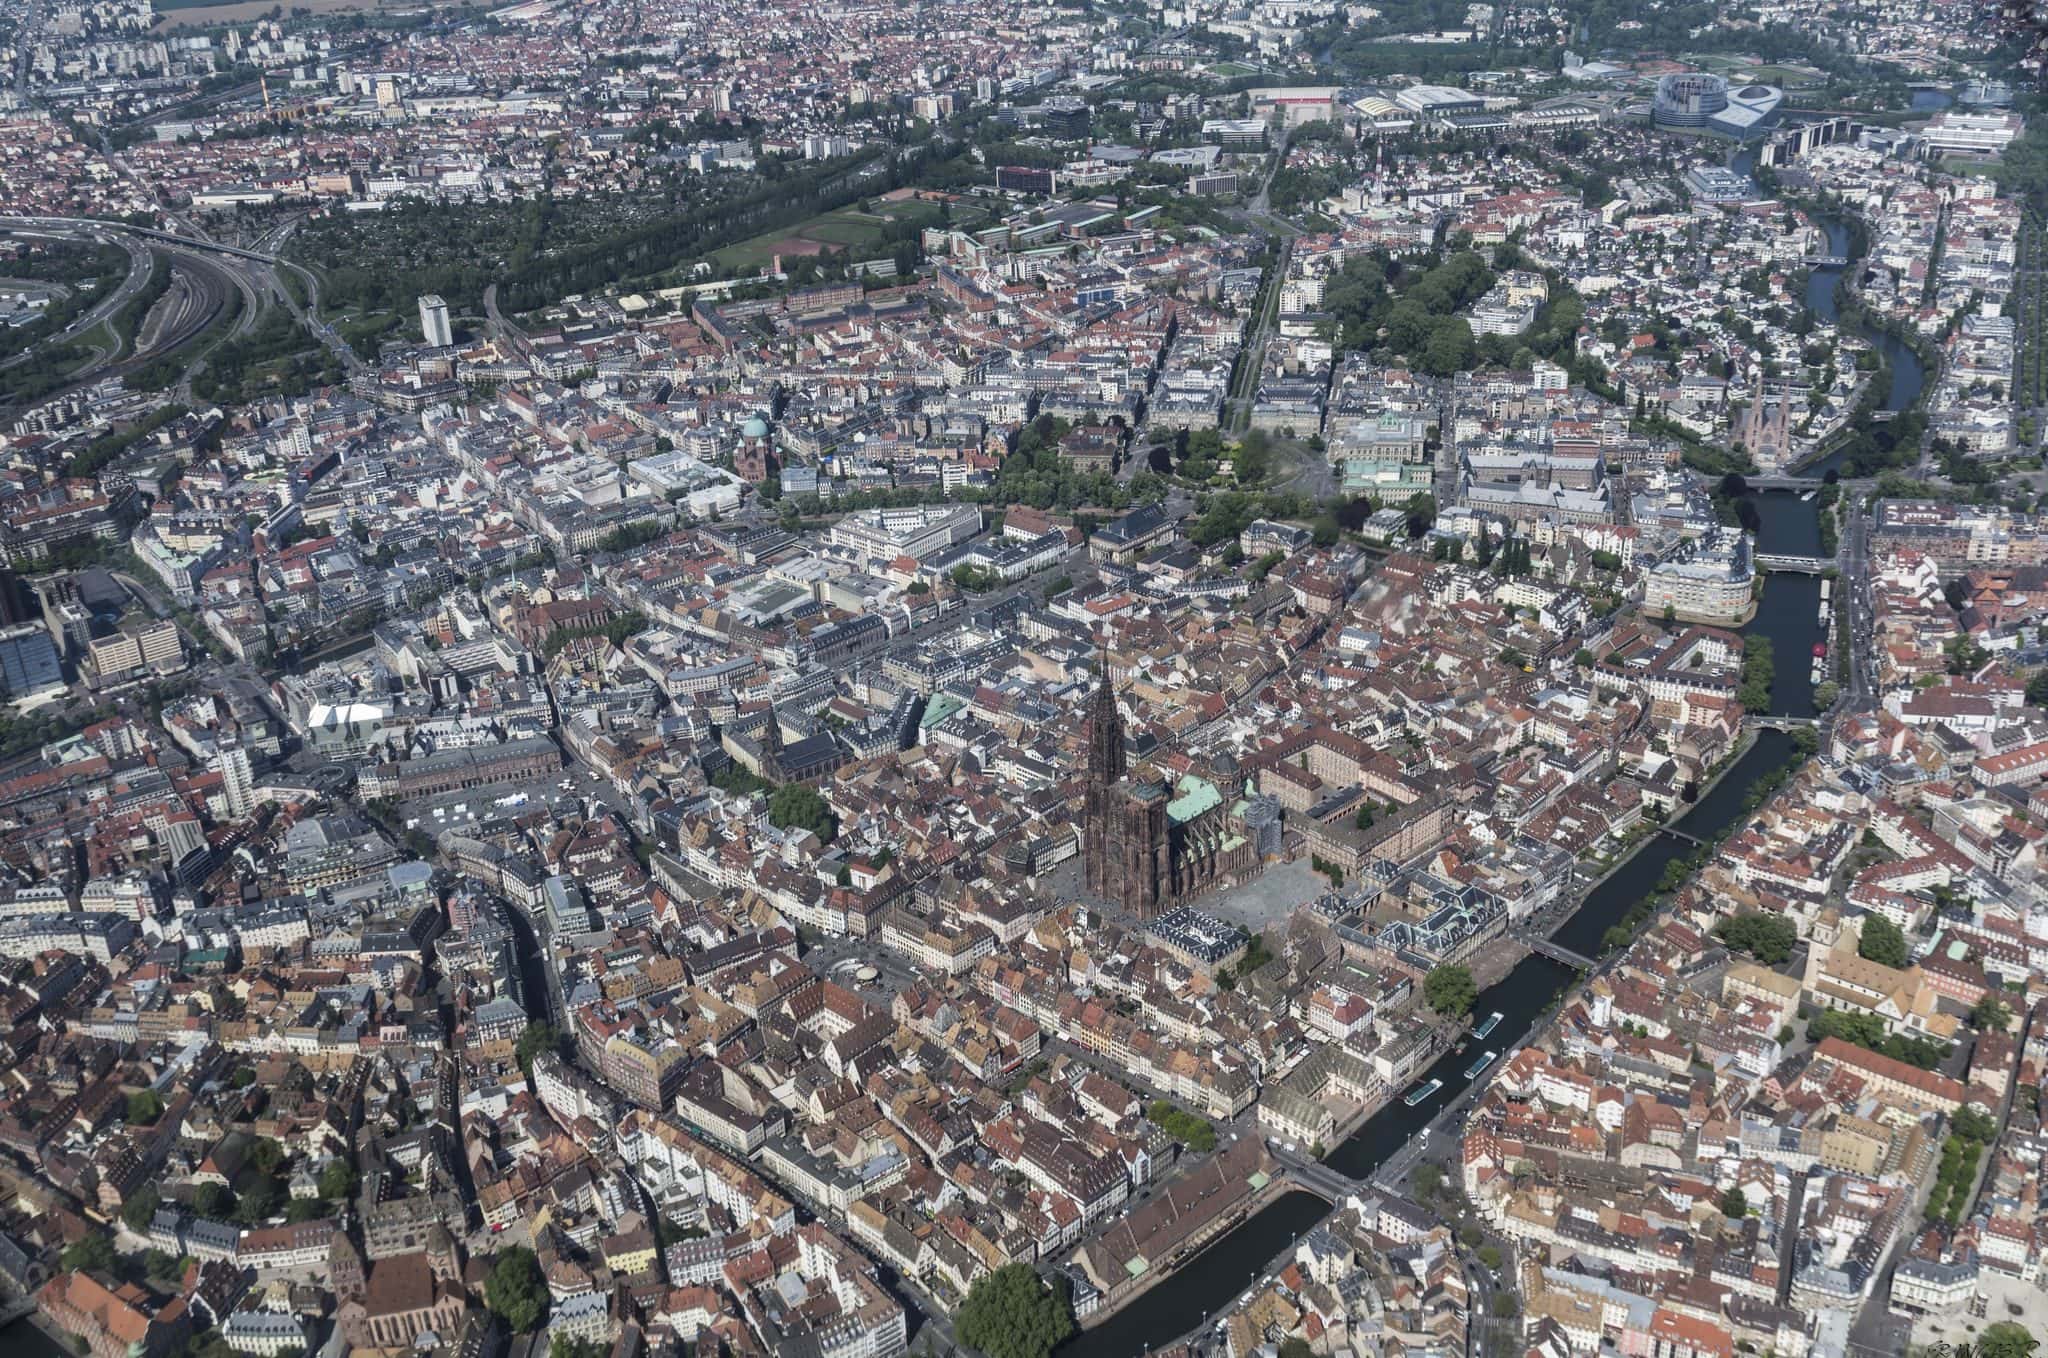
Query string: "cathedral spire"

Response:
xmin=1088 ymin=650 xmax=1124 ymax=785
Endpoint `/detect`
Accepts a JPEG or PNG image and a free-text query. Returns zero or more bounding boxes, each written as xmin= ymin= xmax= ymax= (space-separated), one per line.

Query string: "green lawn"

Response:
xmin=799 ymin=217 xmax=888 ymax=247
xmin=709 ymin=203 xmax=945 ymax=271
xmin=876 ymin=198 xmax=955 ymax=226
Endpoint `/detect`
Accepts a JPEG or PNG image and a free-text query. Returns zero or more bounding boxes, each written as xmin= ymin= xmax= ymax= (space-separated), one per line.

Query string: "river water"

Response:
xmin=1734 ymin=196 xmax=1924 ymax=712
xmin=1726 ymin=146 xmax=1926 ymax=439
xmin=1061 ymin=150 xmax=1882 ymax=1358
xmin=1061 ymin=1190 xmax=1333 ymax=1356
xmin=1062 ymin=728 xmax=1805 ymax=1356
xmin=1746 ymin=494 xmax=1828 ymax=718
xmin=1799 ymin=215 xmax=1925 ymax=476
xmin=1736 ymin=177 xmax=1916 ymax=709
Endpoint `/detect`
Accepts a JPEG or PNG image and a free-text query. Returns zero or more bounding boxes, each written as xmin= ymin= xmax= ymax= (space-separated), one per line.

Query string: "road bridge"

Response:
xmin=1509 ymin=930 xmax=1596 ymax=969
xmin=1284 ymin=1157 xmax=1367 ymax=1201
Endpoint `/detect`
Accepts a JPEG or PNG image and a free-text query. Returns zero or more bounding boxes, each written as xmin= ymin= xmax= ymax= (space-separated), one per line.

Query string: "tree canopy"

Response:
xmin=59 ymin=1232 xmax=117 ymax=1275
xmin=767 ymin=784 xmax=837 ymax=842
xmin=1713 ymin=912 xmax=1796 ymax=965
xmin=1424 ymin=964 xmax=1478 ymax=1018
xmin=121 ymin=1183 xmax=161 ymax=1233
xmin=1856 ymin=914 xmax=1908 ymax=969
xmin=1952 ymin=1105 xmax=1999 ymax=1144
xmin=193 ymin=1182 xmax=234 ymax=1219
xmin=1808 ymin=1007 xmax=1948 ymax=1069
xmin=485 ymin=1247 xmax=549 ymax=1333
xmin=1145 ymin=1100 xmax=1217 ymax=1153
xmin=319 ymin=1157 xmax=360 ymax=1201
xmin=1971 ymin=993 xmax=2014 ymax=1032
xmin=127 ymin=1089 xmax=164 ymax=1126
xmin=955 ymin=1264 xmax=1075 ymax=1358
xmin=1979 ymin=1322 xmax=2039 ymax=1358
xmin=515 ymin=1022 xmax=563 ymax=1078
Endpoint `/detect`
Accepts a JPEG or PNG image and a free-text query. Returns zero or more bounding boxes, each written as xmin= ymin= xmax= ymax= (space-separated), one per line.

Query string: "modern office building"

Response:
xmin=0 ymin=622 xmax=62 ymax=697
xmin=1394 ymin=84 xmax=1486 ymax=119
xmin=1036 ymin=95 xmax=1090 ymax=138
xmin=1652 ymin=73 xmax=1783 ymax=138
xmin=994 ymin=165 xmax=1056 ymax=196
xmin=1921 ymin=110 xmax=2024 ymax=156
xmin=220 ymin=742 xmax=255 ymax=819
xmin=87 ymin=617 xmax=183 ymax=683
xmin=1710 ymin=83 xmax=1784 ymax=138
xmin=418 ymin=293 xmax=453 ymax=348
xmin=1653 ymin=73 xmax=1729 ymax=128
xmin=1685 ymin=166 xmax=1760 ymax=202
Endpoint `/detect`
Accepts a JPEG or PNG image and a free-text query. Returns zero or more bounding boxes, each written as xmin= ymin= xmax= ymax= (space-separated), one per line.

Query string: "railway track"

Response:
xmin=0 ymin=247 xmax=241 ymax=416
xmin=0 ymin=212 xmax=363 ymax=375
xmin=128 ymin=252 xmax=232 ymax=368
xmin=0 ymin=231 xmax=152 ymax=373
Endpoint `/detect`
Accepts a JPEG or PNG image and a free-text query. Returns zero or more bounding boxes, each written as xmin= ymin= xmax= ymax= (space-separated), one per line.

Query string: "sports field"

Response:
xmin=710 ymin=199 xmax=956 ymax=272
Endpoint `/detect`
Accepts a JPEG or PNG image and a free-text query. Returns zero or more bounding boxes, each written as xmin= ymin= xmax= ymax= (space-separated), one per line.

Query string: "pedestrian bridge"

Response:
xmin=1805 ymin=255 xmax=1849 ymax=267
xmin=1754 ymin=552 xmax=1831 ymax=573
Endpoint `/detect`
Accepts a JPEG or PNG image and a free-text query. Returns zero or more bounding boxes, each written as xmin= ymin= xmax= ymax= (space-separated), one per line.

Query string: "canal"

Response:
xmin=1801 ymin=213 xmax=1926 ymax=478
xmin=1746 ymin=490 xmax=1831 ymax=718
xmin=1727 ymin=146 xmax=1926 ymax=457
xmin=1724 ymin=167 xmax=1921 ymax=710
xmin=1064 ymin=727 xmax=1807 ymax=1356
xmin=1064 ymin=148 xmax=1883 ymax=1358
xmin=1060 ymin=1191 xmax=1332 ymax=1358
xmin=1722 ymin=167 xmax=1912 ymax=712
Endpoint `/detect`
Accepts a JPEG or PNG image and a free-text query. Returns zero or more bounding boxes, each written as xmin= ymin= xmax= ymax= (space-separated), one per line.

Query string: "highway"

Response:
xmin=1 ymin=239 xmax=244 ymax=415
xmin=0 ymin=213 xmax=366 ymax=406
xmin=0 ymin=229 xmax=153 ymax=370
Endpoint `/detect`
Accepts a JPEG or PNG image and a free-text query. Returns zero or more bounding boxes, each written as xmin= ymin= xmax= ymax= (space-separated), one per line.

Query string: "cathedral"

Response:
xmin=1082 ymin=669 xmax=1253 ymax=918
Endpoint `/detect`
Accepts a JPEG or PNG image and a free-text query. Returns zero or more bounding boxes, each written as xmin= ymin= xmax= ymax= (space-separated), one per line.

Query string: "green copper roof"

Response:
xmin=920 ymin=693 xmax=965 ymax=729
xmin=1167 ymin=774 xmax=1222 ymax=824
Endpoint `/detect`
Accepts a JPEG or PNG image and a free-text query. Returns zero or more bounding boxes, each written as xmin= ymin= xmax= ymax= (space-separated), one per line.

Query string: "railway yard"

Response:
xmin=0 ymin=215 xmax=339 ymax=417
